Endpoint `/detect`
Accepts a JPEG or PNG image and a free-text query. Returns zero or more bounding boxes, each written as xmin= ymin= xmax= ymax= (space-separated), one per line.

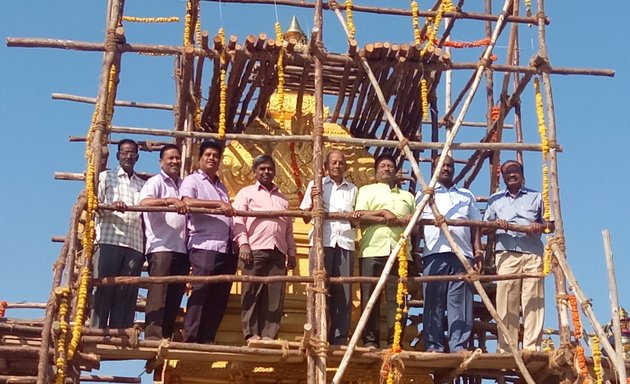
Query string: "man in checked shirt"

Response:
xmin=91 ymin=139 xmax=146 ymax=329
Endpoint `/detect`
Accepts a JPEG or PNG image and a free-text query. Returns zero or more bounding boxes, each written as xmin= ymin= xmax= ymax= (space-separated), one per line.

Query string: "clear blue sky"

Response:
xmin=1 ymin=1 xmax=629 ymax=381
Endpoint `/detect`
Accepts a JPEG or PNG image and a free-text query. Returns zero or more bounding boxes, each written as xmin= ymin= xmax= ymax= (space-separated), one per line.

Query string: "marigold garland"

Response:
xmin=444 ymin=37 xmax=491 ymax=48
xmin=411 ymin=1 xmax=422 ymax=45
xmin=385 ymin=236 xmax=409 ymax=384
xmin=346 ymin=0 xmax=356 ymax=40
xmin=195 ymin=1 xmax=202 ymax=47
xmin=54 ymin=288 xmax=69 ymax=384
xmin=183 ymin=0 xmax=193 ymax=46
xmin=274 ymin=22 xmax=286 ymax=129
xmin=422 ymin=0 xmax=453 ymax=55
xmin=122 ymin=16 xmax=179 ymax=23
xmin=524 ymin=0 xmax=532 ymax=17
xmin=218 ymin=28 xmax=227 ymax=139
xmin=592 ymin=335 xmax=603 ymax=384
xmin=568 ymin=294 xmax=590 ymax=379
xmin=421 ymin=79 xmax=429 ymax=121
xmin=534 ymin=78 xmax=551 ymax=226
xmin=575 ymin=345 xmax=589 ymax=379
xmin=288 ymin=142 xmax=304 ymax=201
xmin=543 ymin=242 xmax=551 ymax=276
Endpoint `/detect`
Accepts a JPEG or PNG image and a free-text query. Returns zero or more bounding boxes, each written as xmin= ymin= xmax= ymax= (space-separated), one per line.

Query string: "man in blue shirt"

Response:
xmin=484 ymin=160 xmax=554 ymax=352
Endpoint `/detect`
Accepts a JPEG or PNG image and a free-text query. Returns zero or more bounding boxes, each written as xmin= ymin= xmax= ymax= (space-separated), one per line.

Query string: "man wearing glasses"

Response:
xmin=91 ymin=139 xmax=146 ymax=329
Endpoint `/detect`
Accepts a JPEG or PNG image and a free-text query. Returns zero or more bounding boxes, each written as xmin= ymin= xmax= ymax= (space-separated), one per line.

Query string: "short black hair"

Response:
xmin=117 ymin=139 xmax=139 ymax=152
xmin=253 ymin=154 xmax=275 ymax=169
xmin=500 ymin=160 xmax=524 ymax=174
xmin=374 ymin=153 xmax=397 ymax=169
xmin=199 ymin=140 xmax=224 ymax=157
xmin=160 ymin=144 xmax=181 ymax=159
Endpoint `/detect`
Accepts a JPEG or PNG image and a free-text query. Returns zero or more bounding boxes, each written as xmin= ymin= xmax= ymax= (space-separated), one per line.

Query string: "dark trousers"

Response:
xmin=183 ymin=249 xmax=237 ymax=344
xmin=144 ymin=251 xmax=190 ymax=340
xmin=360 ymin=256 xmax=404 ymax=347
xmin=422 ymin=252 xmax=473 ymax=352
xmin=241 ymin=249 xmax=286 ymax=340
xmin=91 ymin=244 xmax=145 ymax=329
xmin=310 ymin=246 xmax=354 ymax=345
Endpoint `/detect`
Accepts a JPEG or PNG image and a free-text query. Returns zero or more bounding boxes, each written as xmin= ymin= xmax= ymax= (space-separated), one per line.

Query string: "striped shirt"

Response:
xmin=96 ymin=167 xmax=146 ymax=253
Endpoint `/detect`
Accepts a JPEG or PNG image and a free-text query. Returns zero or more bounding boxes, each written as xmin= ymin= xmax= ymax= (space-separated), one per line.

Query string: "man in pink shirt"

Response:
xmin=233 ymin=155 xmax=297 ymax=341
xmin=180 ymin=140 xmax=235 ymax=344
xmin=139 ymin=144 xmax=189 ymax=340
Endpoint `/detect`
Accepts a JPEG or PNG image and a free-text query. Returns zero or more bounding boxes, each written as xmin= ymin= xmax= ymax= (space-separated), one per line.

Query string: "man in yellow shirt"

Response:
xmin=355 ymin=154 xmax=415 ymax=348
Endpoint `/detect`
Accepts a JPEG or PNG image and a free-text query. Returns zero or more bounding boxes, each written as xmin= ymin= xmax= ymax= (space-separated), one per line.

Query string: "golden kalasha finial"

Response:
xmin=284 ymin=15 xmax=307 ymax=45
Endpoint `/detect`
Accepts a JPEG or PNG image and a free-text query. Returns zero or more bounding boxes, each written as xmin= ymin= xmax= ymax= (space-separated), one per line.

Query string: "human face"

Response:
xmin=436 ymin=156 xmax=455 ymax=187
xmin=255 ymin=160 xmax=276 ymax=188
xmin=117 ymin=142 xmax=139 ymax=174
xmin=160 ymin=148 xmax=182 ymax=179
xmin=501 ymin=162 xmax=524 ymax=191
xmin=326 ymin=151 xmax=347 ymax=182
xmin=375 ymin=158 xmax=396 ymax=185
xmin=198 ymin=147 xmax=221 ymax=177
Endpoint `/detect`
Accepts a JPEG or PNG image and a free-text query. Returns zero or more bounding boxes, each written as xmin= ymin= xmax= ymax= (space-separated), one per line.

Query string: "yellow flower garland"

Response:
xmin=524 ymin=0 xmax=532 ymax=17
xmin=346 ymin=0 xmax=356 ymax=40
xmin=67 ymin=64 xmax=118 ymax=361
xmin=592 ymin=335 xmax=603 ymax=384
xmin=183 ymin=0 xmax=193 ymax=46
xmin=122 ymin=16 xmax=179 ymax=23
xmin=54 ymin=288 xmax=69 ymax=384
xmin=386 ymin=236 xmax=409 ymax=384
xmin=195 ymin=1 xmax=202 ymax=47
xmin=218 ymin=28 xmax=227 ymax=139
xmin=274 ymin=21 xmax=286 ymax=129
xmin=411 ymin=1 xmax=422 ymax=45
xmin=421 ymin=79 xmax=429 ymax=121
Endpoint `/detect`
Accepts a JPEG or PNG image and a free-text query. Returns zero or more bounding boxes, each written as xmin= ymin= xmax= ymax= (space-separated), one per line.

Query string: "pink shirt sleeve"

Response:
xmin=232 ymin=188 xmax=250 ymax=247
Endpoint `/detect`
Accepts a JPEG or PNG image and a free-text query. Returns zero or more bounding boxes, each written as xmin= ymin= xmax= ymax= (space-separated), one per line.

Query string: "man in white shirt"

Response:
xmin=300 ymin=150 xmax=358 ymax=345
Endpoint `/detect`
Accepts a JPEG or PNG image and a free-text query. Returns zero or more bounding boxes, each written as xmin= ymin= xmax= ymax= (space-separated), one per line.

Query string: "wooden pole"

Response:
xmin=602 ymin=230 xmax=627 ymax=383
xmin=52 ymin=93 xmax=173 ymax=110
xmin=551 ymin=243 xmax=621 ymax=372
xmin=92 ymin=272 xmax=544 ymax=287
xmin=312 ymin=2 xmax=328 ymax=384
xmin=108 ymin=125 xmax=556 ymax=152
xmin=535 ymin=0 xmax=572 ymax=346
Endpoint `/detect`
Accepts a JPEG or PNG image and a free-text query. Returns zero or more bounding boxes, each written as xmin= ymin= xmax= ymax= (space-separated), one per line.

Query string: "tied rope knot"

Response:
xmin=422 ymin=187 xmax=435 ymax=196
xmin=433 ymin=214 xmax=446 ymax=227
xmin=536 ymin=11 xmax=547 ymax=24
xmin=307 ymin=269 xmax=328 ymax=294
xmin=466 ymin=271 xmax=480 ymax=282
xmin=126 ymin=324 xmax=142 ymax=348
xmin=328 ymin=0 xmax=340 ymax=10
xmin=311 ymin=208 xmax=325 ymax=219
xmin=279 ymin=339 xmax=290 ymax=361
xmin=105 ymin=28 xmax=126 ymax=53
xmin=548 ymin=139 xmax=558 ymax=150
xmin=397 ymin=138 xmax=410 ymax=150
xmin=310 ymin=337 xmax=329 ymax=357
xmin=312 ymin=125 xmax=324 ymax=136
xmin=478 ymin=57 xmax=492 ymax=68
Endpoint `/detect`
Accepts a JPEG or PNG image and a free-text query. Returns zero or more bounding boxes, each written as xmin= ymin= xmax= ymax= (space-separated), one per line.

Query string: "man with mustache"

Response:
xmin=484 ymin=160 xmax=554 ymax=352
xmin=418 ymin=154 xmax=483 ymax=353
xmin=139 ymin=144 xmax=189 ymax=340
xmin=180 ymin=140 xmax=235 ymax=344
xmin=91 ymin=139 xmax=146 ymax=329
xmin=234 ymin=155 xmax=297 ymax=342
xmin=354 ymin=153 xmax=415 ymax=349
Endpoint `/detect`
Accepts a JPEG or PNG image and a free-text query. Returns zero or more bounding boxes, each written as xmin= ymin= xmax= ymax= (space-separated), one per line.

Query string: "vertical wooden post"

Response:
xmin=535 ymin=0 xmax=571 ymax=346
xmin=602 ymin=230 xmax=628 ymax=384
xmin=312 ymin=1 xmax=328 ymax=384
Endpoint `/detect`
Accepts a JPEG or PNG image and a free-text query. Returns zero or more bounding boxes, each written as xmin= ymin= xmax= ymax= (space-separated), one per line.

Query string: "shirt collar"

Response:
xmin=377 ymin=182 xmax=399 ymax=192
xmin=116 ymin=166 xmax=136 ymax=179
xmin=503 ymin=187 xmax=527 ymax=197
xmin=436 ymin=182 xmax=458 ymax=191
xmin=256 ymin=180 xmax=278 ymax=192
xmin=324 ymin=175 xmax=348 ymax=187
xmin=160 ymin=170 xmax=181 ymax=185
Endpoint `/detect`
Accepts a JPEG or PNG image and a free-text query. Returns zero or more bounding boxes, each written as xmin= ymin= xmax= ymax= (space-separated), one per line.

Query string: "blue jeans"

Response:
xmin=422 ymin=252 xmax=473 ymax=352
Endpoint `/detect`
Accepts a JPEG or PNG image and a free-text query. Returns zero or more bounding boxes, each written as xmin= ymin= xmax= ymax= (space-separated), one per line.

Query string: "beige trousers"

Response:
xmin=496 ymin=251 xmax=544 ymax=352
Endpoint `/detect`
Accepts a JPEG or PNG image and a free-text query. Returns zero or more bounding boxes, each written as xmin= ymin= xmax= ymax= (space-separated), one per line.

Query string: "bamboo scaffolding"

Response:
xmin=201 ymin=0 xmax=544 ymax=24
xmin=331 ymin=1 xmax=536 ymax=383
xmin=602 ymin=230 xmax=627 ymax=383
xmin=6 ymin=38 xmax=615 ymax=77
xmin=96 ymin=203 xmax=542 ymax=233
xmin=51 ymin=93 xmax=173 ymax=110
xmin=535 ymin=0 xmax=572 ymax=346
xmin=92 ymin=272 xmax=544 ymax=287
xmin=108 ymin=125 xmax=556 ymax=151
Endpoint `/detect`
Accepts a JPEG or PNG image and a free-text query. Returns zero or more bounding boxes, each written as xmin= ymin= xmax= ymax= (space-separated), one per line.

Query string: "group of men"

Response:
xmin=91 ymin=139 xmax=295 ymax=344
xmin=91 ymin=138 xmax=553 ymax=353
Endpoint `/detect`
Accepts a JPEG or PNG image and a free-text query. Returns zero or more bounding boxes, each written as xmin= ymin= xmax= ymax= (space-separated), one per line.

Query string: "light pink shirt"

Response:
xmin=233 ymin=182 xmax=296 ymax=257
xmin=140 ymin=171 xmax=187 ymax=254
